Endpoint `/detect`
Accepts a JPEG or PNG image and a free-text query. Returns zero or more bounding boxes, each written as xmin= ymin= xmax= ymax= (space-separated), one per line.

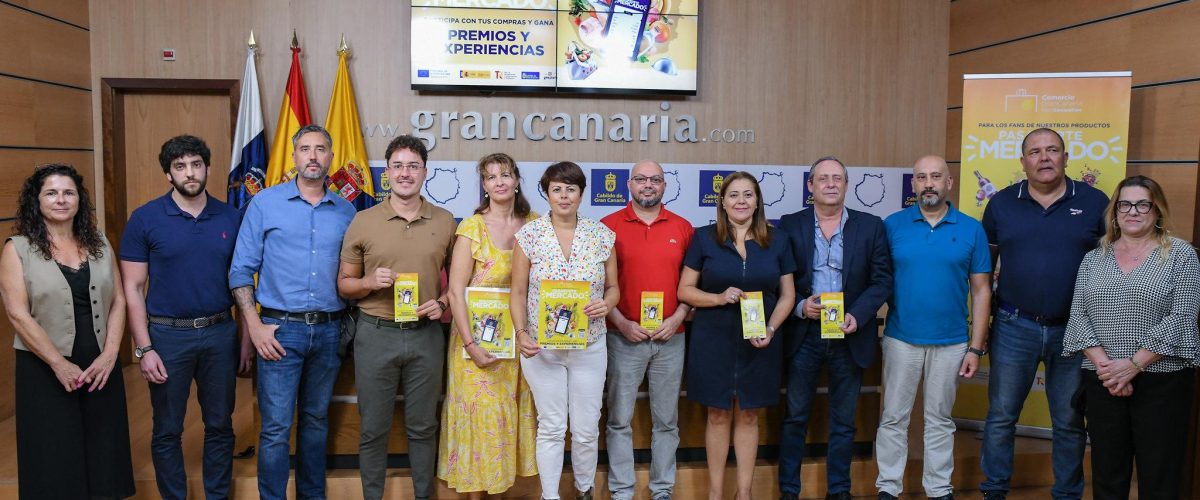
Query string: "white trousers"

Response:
xmin=875 ymin=336 xmax=967 ymax=497
xmin=521 ymin=334 xmax=607 ymax=499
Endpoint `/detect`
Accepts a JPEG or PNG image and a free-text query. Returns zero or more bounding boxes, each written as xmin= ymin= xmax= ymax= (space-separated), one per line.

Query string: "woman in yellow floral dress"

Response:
xmin=438 ymin=153 xmax=538 ymax=498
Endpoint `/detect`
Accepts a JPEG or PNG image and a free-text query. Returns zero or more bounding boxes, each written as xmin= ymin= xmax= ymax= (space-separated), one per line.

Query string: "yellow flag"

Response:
xmin=324 ymin=46 xmax=375 ymax=209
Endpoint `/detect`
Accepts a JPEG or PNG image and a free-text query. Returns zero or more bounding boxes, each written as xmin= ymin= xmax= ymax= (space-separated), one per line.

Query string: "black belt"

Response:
xmin=148 ymin=310 xmax=233 ymax=329
xmin=997 ymin=301 xmax=1067 ymax=327
xmin=260 ymin=307 xmax=345 ymax=325
xmin=356 ymin=311 xmax=431 ymax=330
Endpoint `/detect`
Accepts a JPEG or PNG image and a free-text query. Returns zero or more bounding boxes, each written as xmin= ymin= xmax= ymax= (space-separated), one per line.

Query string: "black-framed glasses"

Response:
xmin=631 ymin=175 xmax=665 ymax=186
xmin=1116 ymin=201 xmax=1153 ymax=214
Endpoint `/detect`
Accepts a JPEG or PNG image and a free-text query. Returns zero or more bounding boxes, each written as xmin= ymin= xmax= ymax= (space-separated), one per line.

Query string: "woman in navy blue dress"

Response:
xmin=678 ymin=171 xmax=796 ymax=500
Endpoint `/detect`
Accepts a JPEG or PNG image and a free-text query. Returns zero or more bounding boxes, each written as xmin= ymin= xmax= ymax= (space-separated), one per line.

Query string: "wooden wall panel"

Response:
xmin=0 ymin=78 xmax=92 ymax=149
xmin=1 ymin=0 xmax=89 ymax=28
xmin=1128 ymin=83 xmax=1200 ymax=161
xmin=0 ymin=150 xmax=94 ymax=217
xmin=0 ymin=221 xmax=14 ymax=421
xmin=949 ymin=0 xmax=1171 ymax=53
xmin=1126 ymin=163 xmax=1199 ymax=241
xmin=947 ymin=1 xmax=1200 ymax=107
xmin=0 ymin=4 xmax=91 ymax=88
xmin=87 ymin=0 xmax=949 ymax=226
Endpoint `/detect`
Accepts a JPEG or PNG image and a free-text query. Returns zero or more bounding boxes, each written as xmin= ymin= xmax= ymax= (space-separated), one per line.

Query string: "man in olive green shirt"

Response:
xmin=337 ymin=135 xmax=456 ymax=500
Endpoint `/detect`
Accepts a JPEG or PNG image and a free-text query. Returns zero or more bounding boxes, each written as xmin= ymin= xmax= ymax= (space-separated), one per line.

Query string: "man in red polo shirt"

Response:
xmin=602 ymin=160 xmax=694 ymax=500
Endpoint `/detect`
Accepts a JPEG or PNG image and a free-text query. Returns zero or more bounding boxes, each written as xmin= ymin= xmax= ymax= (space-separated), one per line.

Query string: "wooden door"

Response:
xmin=120 ymin=92 xmax=233 ymax=214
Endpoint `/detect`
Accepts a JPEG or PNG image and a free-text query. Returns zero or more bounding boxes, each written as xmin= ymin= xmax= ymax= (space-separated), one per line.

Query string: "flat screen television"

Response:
xmin=410 ymin=0 xmax=698 ymax=95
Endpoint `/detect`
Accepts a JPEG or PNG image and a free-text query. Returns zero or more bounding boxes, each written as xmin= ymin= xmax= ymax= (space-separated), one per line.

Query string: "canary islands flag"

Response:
xmin=227 ymin=46 xmax=268 ymax=209
xmin=324 ymin=45 xmax=375 ymax=210
xmin=266 ymin=45 xmax=312 ymax=186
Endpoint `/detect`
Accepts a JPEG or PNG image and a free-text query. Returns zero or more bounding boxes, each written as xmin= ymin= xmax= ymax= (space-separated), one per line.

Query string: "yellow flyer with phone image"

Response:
xmin=463 ymin=287 xmax=515 ymax=359
xmin=538 ymin=280 xmax=589 ymax=350
xmin=820 ymin=292 xmax=845 ymax=339
xmin=740 ymin=291 xmax=766 ymax=339
xmin=393 ymin=273 xmax=419 ymax=322
xmin=640 ymin=291 xmax=664 ymax=330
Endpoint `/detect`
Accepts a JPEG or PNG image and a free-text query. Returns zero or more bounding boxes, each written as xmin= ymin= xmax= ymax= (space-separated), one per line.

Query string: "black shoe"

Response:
xmin=928 ymin=494 xmax=954 ymax=500
xmin=826 ymin=492 xmax=852 ymax=500
xmin=780 ymin=493 xmax=799 ymax=500
xmin=981 ymin=492 xmax=1006 ymax=500
xmin=577 ymin=488 xmax=594 ymax=500
xmin=879 ymin=492 xmax=899 ymax=500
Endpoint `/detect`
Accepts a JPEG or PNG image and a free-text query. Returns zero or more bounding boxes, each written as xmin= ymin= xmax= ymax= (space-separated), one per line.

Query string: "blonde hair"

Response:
xmin=1099 ymin=175 xmax=1173 ymax=261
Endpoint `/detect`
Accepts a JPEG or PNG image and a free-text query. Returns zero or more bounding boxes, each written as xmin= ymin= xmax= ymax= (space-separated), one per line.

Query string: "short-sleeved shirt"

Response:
xmin=340 ymin=196 xmax=457 ymax=318
xmin=884 ymin=203 xmax=991 ymax=345
xmin=515 ymin=215 xmax=615 ymax=345
xmin=601 ymin=203 xmax=694 ymax=333
xmin=983 ymin=178 xmax=1108 ymax=319
xmin=228 ymin=179 xmax=355 ymax=313
xmin=120 ymin=192 xmax=242 ymax=318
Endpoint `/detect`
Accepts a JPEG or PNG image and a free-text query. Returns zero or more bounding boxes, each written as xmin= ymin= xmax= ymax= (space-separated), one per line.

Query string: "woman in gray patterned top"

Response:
xmin=1063 ymin=175 xmax=1199 ymax=500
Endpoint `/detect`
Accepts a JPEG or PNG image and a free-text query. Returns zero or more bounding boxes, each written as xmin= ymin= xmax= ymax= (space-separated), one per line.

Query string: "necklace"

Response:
xmin=1116 ymin=239 xmax=1155 ymax=265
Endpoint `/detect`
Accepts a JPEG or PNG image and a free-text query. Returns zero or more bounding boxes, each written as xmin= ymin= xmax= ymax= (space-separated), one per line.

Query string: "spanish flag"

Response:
xmin=265 ymin=37 xmax=312 ymax=186
xmin=324 ymin=37 xmax=375 ymax=210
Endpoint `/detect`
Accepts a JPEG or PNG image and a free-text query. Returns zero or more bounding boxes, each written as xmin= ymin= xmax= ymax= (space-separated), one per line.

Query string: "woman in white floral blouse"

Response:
xmin=510 ymin=161 xmax=619 ymax=500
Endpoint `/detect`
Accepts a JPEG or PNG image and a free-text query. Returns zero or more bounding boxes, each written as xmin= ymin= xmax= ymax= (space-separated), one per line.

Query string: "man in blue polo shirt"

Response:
xmin=979 ymin=128 xmax=1107 ymax=500
xmin=120 ymin=135 xmax=247 ymax=500
xmin=229 ymin=124 xmax=356 ymax=500
xmin=875 ymin=155 xmax=992 ymax=500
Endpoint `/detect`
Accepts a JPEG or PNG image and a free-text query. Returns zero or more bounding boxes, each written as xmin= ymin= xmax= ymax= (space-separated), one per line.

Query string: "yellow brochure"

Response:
xmin=462 ymin=287 xmax=515 ymax=359
xmin=640 ymin=291 xmax=664 ymax=330
xmin=537 ymin=280 xmax=590 ymax=350
xmin=393 ymin=273 xmax=419 ymax=322
xmin=740 ymin=291 xmax=767 ymax=339
xmin=820 ymin=292 xmax=845 ymax=339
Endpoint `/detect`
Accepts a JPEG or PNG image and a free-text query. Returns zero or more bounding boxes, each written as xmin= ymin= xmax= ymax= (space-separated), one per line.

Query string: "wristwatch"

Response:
xmin=436 ymin=299 xmax=449 ymax=311
xmin=967 ymin=347 xmax=987 ymax=357
xmin=134 ymin=344 xmax=155 ymax=359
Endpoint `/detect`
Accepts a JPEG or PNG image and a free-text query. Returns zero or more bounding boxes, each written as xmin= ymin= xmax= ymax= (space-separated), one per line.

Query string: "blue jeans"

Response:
xmin=256 ymin=317 xmax=342 ymax=500
xmin=148 ymin=321 xmax=238 ymax=500
xmin=980 ymin=309 xmax=1084 ymax=499
xmin=779 ymin=331 xmax=864 ymax=495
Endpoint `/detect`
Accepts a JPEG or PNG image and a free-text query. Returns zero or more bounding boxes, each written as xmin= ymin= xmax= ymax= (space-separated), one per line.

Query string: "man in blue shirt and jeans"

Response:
xmin=121 ymin=135 xmax=247 ymax=500
xmin=229 ymin=124 xmax=356 ymax=500
xmin=875 ymin=155 xmax=992 ymax=500
xmin=979 ymin=128 xmax=1107 ymax=500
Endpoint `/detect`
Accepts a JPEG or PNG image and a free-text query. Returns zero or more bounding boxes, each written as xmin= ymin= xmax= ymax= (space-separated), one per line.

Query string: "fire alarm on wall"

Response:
xmin=162 ymin=49 xmax=176 ymax=61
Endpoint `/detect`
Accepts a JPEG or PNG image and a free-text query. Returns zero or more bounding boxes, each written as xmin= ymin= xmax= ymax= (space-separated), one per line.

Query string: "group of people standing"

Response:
xmin=1 ymin=125 xmax=1196 ymax=500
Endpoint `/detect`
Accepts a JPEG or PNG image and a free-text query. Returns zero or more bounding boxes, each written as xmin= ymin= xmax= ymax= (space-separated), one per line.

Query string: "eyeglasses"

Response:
xmin=631 ymin=175 xmax=665 ymax=186
xmin=1116 ymin=201 xmax=1153 ymax=214
xmin=391 ymin=163 xmax=425 ymax=172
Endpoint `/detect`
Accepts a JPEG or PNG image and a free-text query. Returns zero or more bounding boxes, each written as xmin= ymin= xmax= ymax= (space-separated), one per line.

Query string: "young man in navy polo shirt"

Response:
xmin=979 ymin=128 xmax=1107 ymax=500
xmin=120 ymin=135 xmax=248 ymax=500
xmin=875 ymin=156 xmax=992 ymax=500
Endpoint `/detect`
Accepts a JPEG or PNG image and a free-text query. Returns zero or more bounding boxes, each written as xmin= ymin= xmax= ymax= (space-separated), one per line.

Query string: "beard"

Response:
xmin=299 ymin=163 xmax=327 ymax=180
xmin=634 ymin=192 xmax=662 ymax=208
xmin=171 ymin=177 xmax=206 ymax=197
xmin=919 ymin=190 xmax=944 ymax=208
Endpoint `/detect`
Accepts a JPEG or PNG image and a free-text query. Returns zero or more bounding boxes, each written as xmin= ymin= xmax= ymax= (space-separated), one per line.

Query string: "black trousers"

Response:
xmin=1082 ymin=367 xmax=1194 ymax=500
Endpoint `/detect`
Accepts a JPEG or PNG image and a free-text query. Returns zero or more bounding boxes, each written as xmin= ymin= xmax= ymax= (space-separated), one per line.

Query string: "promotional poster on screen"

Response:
xmin=537 ymin=280 xmax=590 ymax=349
xmin=463 ymin=287 xmax=516 ymax=359
xmin=393 ymin=273 xmax=420 ymax=322
xmin=739 ymin=291 xmax=766 ymax=339
xmin=410 ymin=0 xmax=698 ymax=94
